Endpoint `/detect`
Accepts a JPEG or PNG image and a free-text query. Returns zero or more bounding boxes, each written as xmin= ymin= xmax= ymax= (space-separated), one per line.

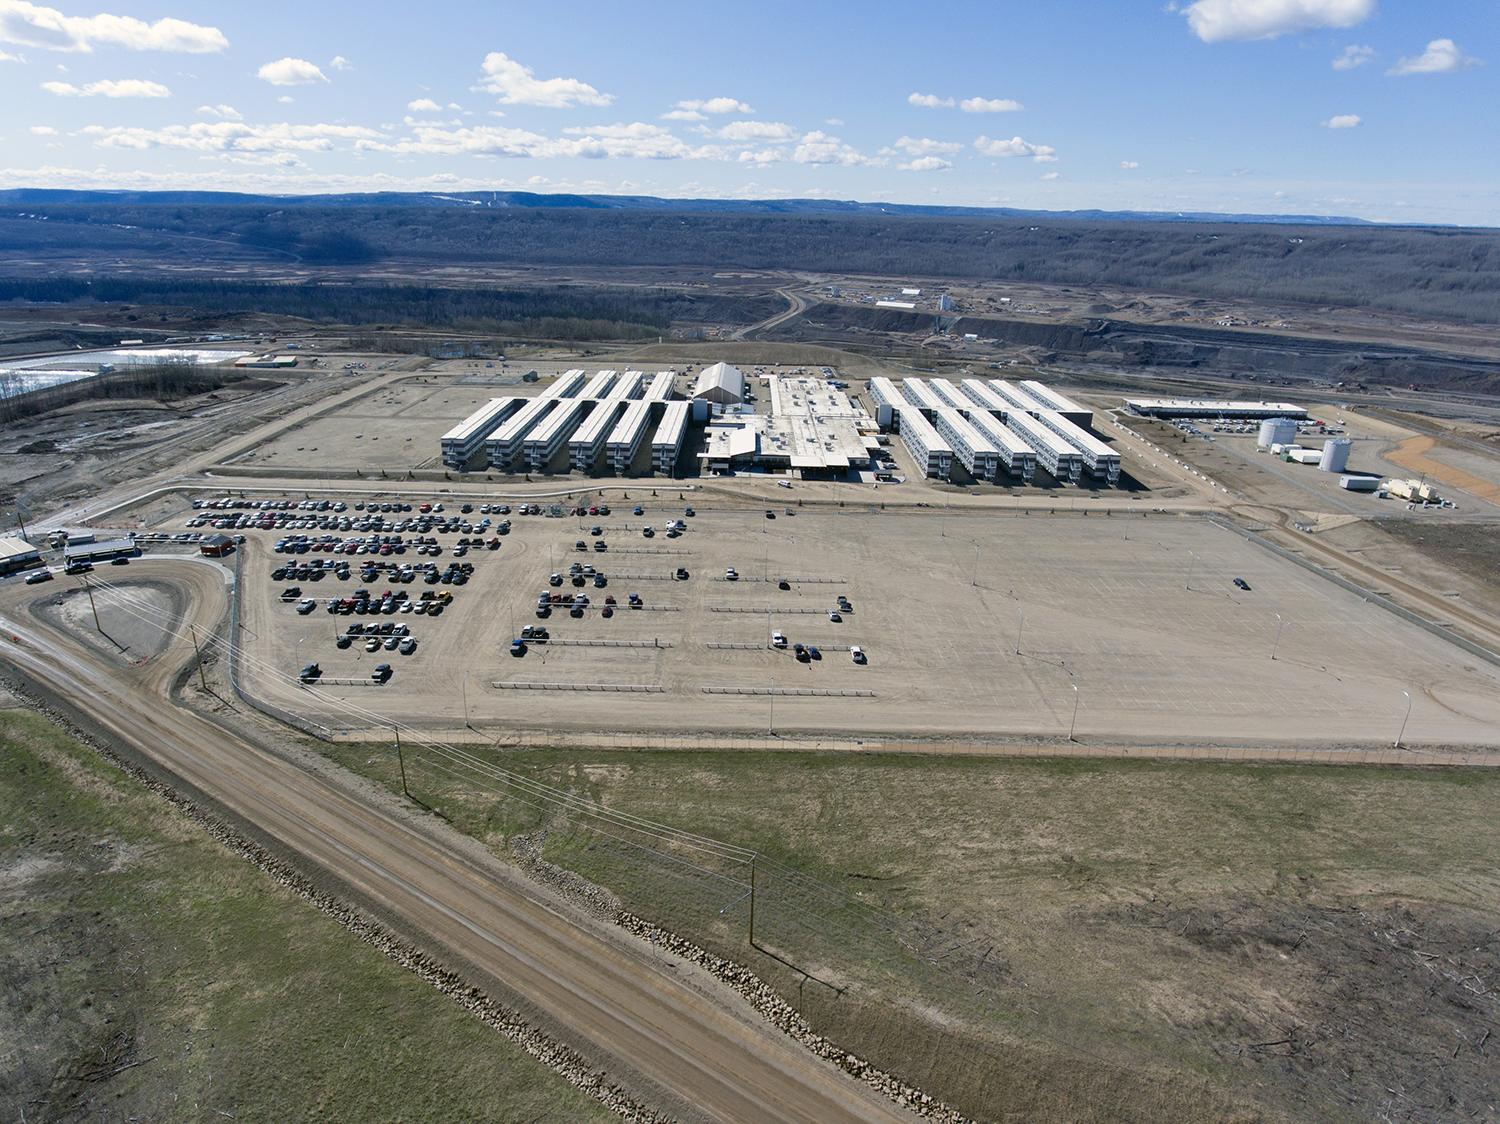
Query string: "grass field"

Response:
xmin=323 ymin=737 xmax=1500 ymax=1123
xmin=0 ymin=708 xmax=609 ymax=1123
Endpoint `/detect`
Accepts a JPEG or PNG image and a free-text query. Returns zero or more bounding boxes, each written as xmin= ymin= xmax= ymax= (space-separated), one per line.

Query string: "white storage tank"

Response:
xmin=1258 ymin=417 xmax=1298 ymax=449
xmin=1320 ymin=437 xmax=1352 ymax=473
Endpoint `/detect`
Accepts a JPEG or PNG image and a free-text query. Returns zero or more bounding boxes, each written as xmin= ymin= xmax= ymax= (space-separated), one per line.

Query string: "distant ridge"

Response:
xmin=0 ymin=187 xmax=1381 ymax=226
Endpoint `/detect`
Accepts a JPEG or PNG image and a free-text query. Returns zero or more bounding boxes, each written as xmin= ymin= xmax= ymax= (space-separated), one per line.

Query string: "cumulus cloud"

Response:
xmin=0 ymin=47 xmax=20 ymax=60
xmin=29 ymin=123 xmax=56 ymax=134
xmin=42 ymin=76 xmax=168 ymax=96
xmin=257 ymin=57 xmax=327 ymax=86
xmin=197 ymin=103 xmax=240 ymax=119
xmin=1120 ymin=160 xmax=1140 ymax=168
xmin=960 ymin=96 xmax=1022 ymax=113
xmin=361 ymin=120 xmax=706 ymax=161
xmin=82 ymin=120 xmax=380 ymax=152
xmin=792 ymin=130 xmax=875 ymax=166
xmin=1040 ymin=170 xmax=1061 ymax=180
xmin=899 ymin=155 xmax=951 ymax=172
xmin=665 ymin=95 xmax=752 ymax=120
xmin=407 ymin=97 xmax=442 ymax=113
xmin=1321 ymin=113 xmax=1361 ymax=128
xmin=328 ymin=54 xmax=351 ymax=70
xmin=889 ymin=136 xmax=963 ymax=156
xmin=716 ymin=120 xmax=796 ymax=141
xmin=475 ymin=51 xmax=611 ymax=108
xmin=1179 ymin=0 xmax=1374 ymax=43
xmin=0 ymin=1 xmax=227 ymax=52
xmin=907 ymin=92 xmax=954 ymax=109
xmin=1388 ymin=38 xmax=1479 ymax=76
xmin=1332 ymin=43 xmax=1373 ymax=70
xmin=974 ymin=134 xmax=1057 ymax=162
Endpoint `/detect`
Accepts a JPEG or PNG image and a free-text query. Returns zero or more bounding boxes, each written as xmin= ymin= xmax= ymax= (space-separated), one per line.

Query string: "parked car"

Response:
xmin=398 ymin=637 xmax=417 ymax=655
xmin=829 ymin=610 xmax=842 ymax=622
xmin=1233 ymin=577 xmax=1251 ymax=590
xmin=850 ymin=645 xmax=867 ymax=665
xmin=296 ymin=599 xmax=317 ymax=614
xmin=371 ymin=663 xmax=393 ymax=683
xmin=725 ymin=567 xmax=738 ymax=581
xmin=298 ymin=662 xmax=321 ymax=683
xmin=772 ymin=631 xmax=788 ymax=648
xmin=24 ymin=570 xmax=52 ymax=585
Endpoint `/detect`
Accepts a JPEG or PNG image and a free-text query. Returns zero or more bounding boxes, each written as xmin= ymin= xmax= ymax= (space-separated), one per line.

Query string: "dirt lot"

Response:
xmin=223 ymin=506 xmax=1500 ymax=748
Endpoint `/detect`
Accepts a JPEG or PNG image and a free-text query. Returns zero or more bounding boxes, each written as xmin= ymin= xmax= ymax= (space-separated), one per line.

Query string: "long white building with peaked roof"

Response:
xmin=692 ymin=362 xmax=745 ymax=404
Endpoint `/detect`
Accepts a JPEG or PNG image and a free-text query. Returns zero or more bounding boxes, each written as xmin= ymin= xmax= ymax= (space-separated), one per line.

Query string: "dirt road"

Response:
xmin=0 ymin=567 xmax=916 ymax=1124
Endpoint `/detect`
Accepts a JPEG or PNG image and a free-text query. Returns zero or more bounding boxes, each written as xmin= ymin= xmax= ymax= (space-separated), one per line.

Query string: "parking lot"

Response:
xmin=221 ymin=497 xmax=1500 ymax=746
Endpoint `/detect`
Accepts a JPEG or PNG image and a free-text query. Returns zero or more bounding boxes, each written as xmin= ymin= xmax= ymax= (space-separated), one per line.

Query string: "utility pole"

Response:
xmin=1014 ymin=608 xmax=1025 ymax=656
xmin=394 ymin=724 xmax=410 ymax=798
xmin=1271 ymin=613 xmax=1284 ymax=661
xmin=189 ymin=625 xmax=208 ymax=691
xmin=747 ymin=853 xmax=758 ymax=948
xmin=462 ymin=671 xmax=473 ymax=730
xmin=1068 ymin=682 xmax=1080 ymax=741
xmin=1185 ymin=549 xmax=1198 ymax=591
xmin=1394 ymin=690 xmax=1412 ymax=749
xmin=81 ymin=573 xmax=101 ymax=633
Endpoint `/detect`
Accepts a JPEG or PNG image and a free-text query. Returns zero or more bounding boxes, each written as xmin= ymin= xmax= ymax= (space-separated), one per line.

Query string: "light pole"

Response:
xmin=1185 ymin=549 xmax=1199 ymax=591
xmin=1394 ymin=689 xmax=1412 ymax=748
xmin=971 ymin=541 xmax=980 ymax=588
xmin=1271 ymin=613 xmax=1284 ymax=661
xmin=1068 ymin=682 xmax=1080 ymax=742
xmin=1014 ymin=608 xmax=1025 ymax=656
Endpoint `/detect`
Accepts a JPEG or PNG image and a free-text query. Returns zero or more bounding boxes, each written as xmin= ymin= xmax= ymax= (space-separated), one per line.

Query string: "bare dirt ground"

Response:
xmin=223 ymin=506 xmax=1500 ymax=749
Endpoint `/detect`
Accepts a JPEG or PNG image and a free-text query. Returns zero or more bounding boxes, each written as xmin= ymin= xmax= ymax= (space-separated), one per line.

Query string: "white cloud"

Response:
xmin=41 ymin=76 xmax=168 ymax=97
xmin=1040 ymin=170 xmax=1061 ymax=180
xmin=1180 ymin=0 xmax=1374 ymax=43
xmin=1388 ymin=38 xmax=1479 ymax=76
xmin=29 ymin=123 xmax=56 ymax=134
xmin=475 ymin=51 xmax=611 ymax=108
xmin=889 ymin=135 xmax=962 ymax=156
xmin=1332 ymin=43 xmax=1374 ymax=70
xmin=669 ymin=96 xmax=752 ymax=118
xmin=257 ymin=57 xmax=327 ymax=86
xmin=0 ymin=47 xmax=19 ymax=60
xmin=1321 ymin=113 xmax=1361 ymax=128
xmin=277 ymin=95 xmax=293 ymax=104
xmin=907 ymin=92 xmax=954 ymax=109
xmin=792 ymin=130 xmax=875 ymax=166
xmin=197 ymin=103 xmax=240 ymax=120
xmin=735 ymin=147 xmax=783 ymax=166
xmin=823 ymin=116 xmax=843 ymax=126
xmin=960 ymin=96 xmax=1022 ymax=113
xmin=716 ymin=120 xmax=796 ymax=141
xmin=83 ymin=120 xmax=381 ymax=153
xmin=1120 ymin=160 xmax=1140 ymax=168
xmin=363 ymin=120 xmax=705 ymax=161
xmin=899 ymin=155 xmax=951 ymax=172
xmin=328 ymin=55 xmax=351 ymax=71
xmin=0 ymin=1 xmax=227 ymax=52
xmin=407 ymin=97 xmax=442 ymax=113
xmin=974 ymin=134 xmax=1057 ymax=162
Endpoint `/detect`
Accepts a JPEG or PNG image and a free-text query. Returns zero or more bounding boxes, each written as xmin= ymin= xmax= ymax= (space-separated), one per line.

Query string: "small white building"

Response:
xmin=692 ymin=362 xmax=745 ymax=405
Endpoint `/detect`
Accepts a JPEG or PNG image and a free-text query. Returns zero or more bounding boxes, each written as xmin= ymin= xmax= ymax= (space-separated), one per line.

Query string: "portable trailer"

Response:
xmin=893 ymin=404 xmax=954 ymax=478
xmin=934 ymin=407 xmax=1002 ymax=480
xmin=643 ymin=370 xmax=676 ymax=401
xmin=1005 ymin=408 xmax=1082 ymax=483
xmin=1031 ymin=409 xmax=1121 ymax=485
xmin=606 ymin=399 xmax=654 ymax=473
xmin=486 ymin=396 xmax=559 ymax=469
xmin=1019 ymin=379 xmax=1093 ymax=429
xmin=440 ymin=396 xmax=521 ymax=468
xmin=966 ymin=408 xmax=1037 ymax=481
xmin=524 ymin=397 xmax=588 ymax=472
xmin=651 ymin=400 xmax=690 ymax=475
xmin=579 ymin=370 xmax=617 ymax=399
xmin=539 ymin=369 xmax=587 ymax=399
xmin=569 ymin=395 xmax=629 ymax=471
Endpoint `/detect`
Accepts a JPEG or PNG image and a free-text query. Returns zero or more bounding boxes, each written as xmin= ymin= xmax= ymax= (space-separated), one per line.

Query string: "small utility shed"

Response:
xmin=692 ymin=362 xmax=745 ymax=405
xmin=199 ymin=533 xmax=236 ymax=557
xmin=0 ymin=535 xmax=41 ymax=575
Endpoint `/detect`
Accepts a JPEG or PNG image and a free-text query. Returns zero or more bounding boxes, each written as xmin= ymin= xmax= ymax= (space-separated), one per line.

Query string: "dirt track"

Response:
xmin=0 ymin=563 xmax=917 ymax=1124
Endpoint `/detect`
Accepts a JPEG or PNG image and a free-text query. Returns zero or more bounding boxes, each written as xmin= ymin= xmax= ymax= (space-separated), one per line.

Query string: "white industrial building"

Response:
xmin=698 ymin=375 xmax=874 ymax=476
xmin=569 ymin=397 xmax=628 ymax=471
xmin=692 ymin=362 xmax=745 ymax=405
xmin=1004 ymin=409 xmax=1082 ymax=483
xmin=893 ymin=405 xmax=953 ymax=478
xmin=613 ymin=370 xmax=646 ymax=399
xmin=607 ymin=399 xmax=654 ymax=473
xmin=966 ymin=409 xmax=1037 ymax=481
xmin=0 ymin=535 xmax=41 ymax=575
xmin=651 ymin=401 xmax=690 ymax=475
xmin=540 ymin=369 xmax=587 ymax=400
xmin=440 ymin=396 xmax=521 ymax=467
xmin=1126 ymin=397 xmax=1308 ymax=420
xmin=643 ymin=370 xmax=675 ymax=401
xmin=524 ymin=397 xmax=588 ymax=472
xmin=1019 ymin=380 xmax=1093 ymax=428
xmin=1030 ymin=409 xmax=1121 ymax=485
xmin=933 ymin=407 xmax=1003 ymax=481
xmin=486 ymin=396 xmax=559 ymax=469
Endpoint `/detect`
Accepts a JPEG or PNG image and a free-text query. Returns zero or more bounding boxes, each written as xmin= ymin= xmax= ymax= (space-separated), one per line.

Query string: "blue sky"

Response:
xmin=1 ymin=0 xmax=1495 ymax=223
